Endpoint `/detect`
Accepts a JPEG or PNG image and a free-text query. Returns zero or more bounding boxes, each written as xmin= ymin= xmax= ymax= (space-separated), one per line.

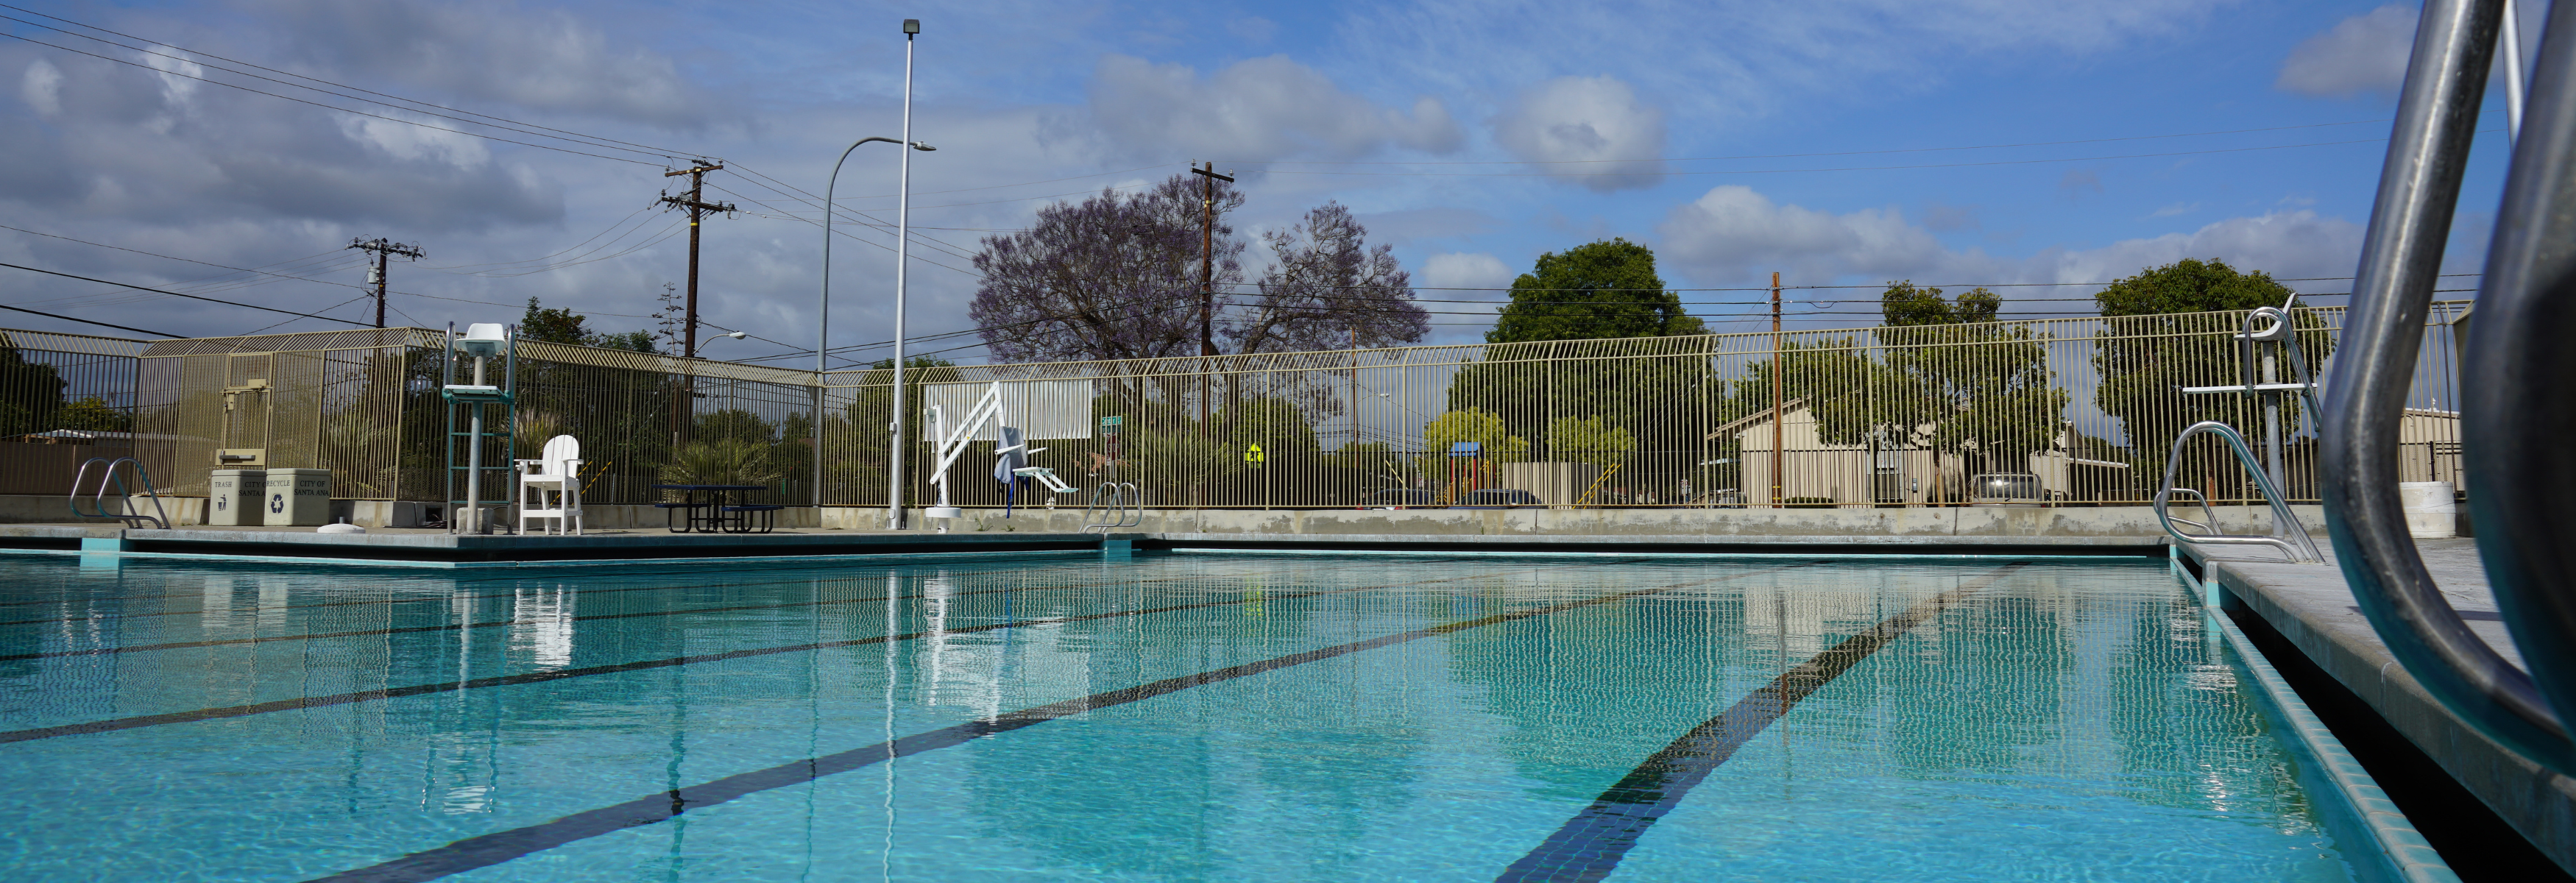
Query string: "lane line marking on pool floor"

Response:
xmin=1494 ymin=561 xmax=2030 ymax=883
xmin=0 ymin=558 xmax=1518 ymax=745
xmin=300 ymin=563 xmax=1824 ymax=883
xmin=0 ymin=555 xmax=1440 ymax=661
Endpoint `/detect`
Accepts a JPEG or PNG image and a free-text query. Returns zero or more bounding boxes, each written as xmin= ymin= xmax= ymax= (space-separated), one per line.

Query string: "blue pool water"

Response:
xmin=0 ymin=553 xmax=2360 ymax=881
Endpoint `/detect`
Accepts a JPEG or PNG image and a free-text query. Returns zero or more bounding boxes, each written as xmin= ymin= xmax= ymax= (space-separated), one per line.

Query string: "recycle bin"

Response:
xmin=263 ymin=469 xmax=333 ymax=527
xmin=208 ymin=469 xmax=266 ymax=527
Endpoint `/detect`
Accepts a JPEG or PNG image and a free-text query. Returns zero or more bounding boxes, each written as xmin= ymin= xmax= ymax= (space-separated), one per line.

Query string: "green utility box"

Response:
xmin=262 ymin=469 xmax=332 ymax=527
xmin=208 ymin=469 xmax=266 ymax=527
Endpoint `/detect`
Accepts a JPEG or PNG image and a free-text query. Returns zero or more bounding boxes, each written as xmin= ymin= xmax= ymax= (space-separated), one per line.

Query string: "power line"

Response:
xmin=1235 ymin=117 xmax=2425 ymax=166
xmin=0 ymin=302 xmax=173 ymax=337
xmin=0 ymin=29 xmax=662 ymax=166
xmin=1249 ymin=137 xmax=2407 ymax=179
xmin=0 ymin=4 xmax=704 ymax=162
xmin=0 ymin=261 xmax=372 ymax=326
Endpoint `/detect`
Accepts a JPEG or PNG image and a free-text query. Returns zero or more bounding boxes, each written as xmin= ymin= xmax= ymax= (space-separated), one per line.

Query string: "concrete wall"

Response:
xmin=888 ymin=503 xmax=2332 ymax=538
xmin=0 ymin=494 xmax=205 ymax=525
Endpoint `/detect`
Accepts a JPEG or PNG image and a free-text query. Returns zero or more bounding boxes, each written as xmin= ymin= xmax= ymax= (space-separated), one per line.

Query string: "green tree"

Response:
xmin=1882 ymin=280 xmax=1999 ymax=326
xmin=1487 ymin=238 xmax=1706 ymax=343
xmin=54 ymin=395 xmax=130 ymax=433
xmin=2093 ymin=258 xmax=2291 ymax=315
xmin=520 ymin=297 xmax=590 ymax=344
xmin=519 ymin=297 xmax=658 ymax=352
xmin=2089 ymin=259 xmax=2328 ymax=480
xmin=1547 ymin=414 xmax=1635 ymax=467
xmin=0 ymin=343 xmax=66 ymax=435
xmin=1422 ymin=408 xmax=1528 ymax=461
xmin=1867 ymin=282 xmax=2067 ymax=476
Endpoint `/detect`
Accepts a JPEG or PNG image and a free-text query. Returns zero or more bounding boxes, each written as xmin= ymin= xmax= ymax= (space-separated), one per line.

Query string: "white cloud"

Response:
xmin=1658 ymin=185 xmax=1945 ymax=284
xmin=1342 ymin=0 xmax=2232 ymax=130
xmin=2014 ymin=210 xmax=2366 ymax=286
xmin=1657 ymin=184 xmax=2366 ymax=288
xmin=1083 ymin=54 xmax=1463 ymax=162
xmin=1420 ymin=252 xmax=1515 ymax=291
xmin=2147 ymin=202 xmax=2198 ymax=218
xmin=19 ymin=60 xmax=60 ymax=117
xmin=260 ymin=0 xmax=720 ymax=127
xmin=1490 ymin=75 xmax=1665 ymax=191
xmin=336 ymin=113 xmax=492 ymax=169
xmin=2276 ymin=4 xmax=2416 ymax=98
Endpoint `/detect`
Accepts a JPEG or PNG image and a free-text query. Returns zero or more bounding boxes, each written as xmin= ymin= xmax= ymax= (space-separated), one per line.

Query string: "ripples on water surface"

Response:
xmin=0 ymin=553 xmax=2357 ymax=881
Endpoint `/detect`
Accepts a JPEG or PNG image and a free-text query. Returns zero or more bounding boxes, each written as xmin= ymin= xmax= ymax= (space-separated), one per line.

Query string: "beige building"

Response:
xmin=1719 ymin=400 xmax=2133 ymax=506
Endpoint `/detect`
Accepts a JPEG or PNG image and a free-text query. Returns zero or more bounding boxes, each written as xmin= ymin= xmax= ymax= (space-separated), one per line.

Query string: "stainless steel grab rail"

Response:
xmin=68 ymin=457 xmax=171 ymax=531
xmin=2324 ymin=0 xmax=2576 ymax=773
xmin=1083 ymin=481 xmax=1140 ymax=533
xmin=2153 ymin=422 xmax=2324 ymax=564
xmin=2464 ymin=0 xmax=2576 ymax=770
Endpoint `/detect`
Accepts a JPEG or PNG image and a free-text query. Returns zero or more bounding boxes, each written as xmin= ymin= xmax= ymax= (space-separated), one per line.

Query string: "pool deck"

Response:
xmin=2184 ymin=539 xmax=2576 ymax=874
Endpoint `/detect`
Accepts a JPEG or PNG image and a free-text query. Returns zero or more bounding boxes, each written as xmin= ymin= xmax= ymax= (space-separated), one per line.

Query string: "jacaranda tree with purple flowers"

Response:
xmin=969 ymin=173 xmax=1245 ymax=365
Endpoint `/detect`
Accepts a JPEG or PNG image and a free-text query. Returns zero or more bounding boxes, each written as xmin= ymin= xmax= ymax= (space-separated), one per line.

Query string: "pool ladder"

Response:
xmin=69 ymin=457 xmax=171 ymax=530
xmin=2152 ymin=422 xmax=2324 ymax=564
xmin=1083 ymin=481 xmax=1140 ymax=533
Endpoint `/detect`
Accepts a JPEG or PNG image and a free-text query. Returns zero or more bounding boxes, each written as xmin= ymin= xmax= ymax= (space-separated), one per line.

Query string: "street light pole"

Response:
xmin=815 ymin=132 xmax=931 ymax=515
xmin=888 ymin=18 xmax=920 ymax=531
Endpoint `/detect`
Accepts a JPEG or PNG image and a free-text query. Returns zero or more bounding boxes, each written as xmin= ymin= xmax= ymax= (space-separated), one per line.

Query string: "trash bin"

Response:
xmin=2399 ymin=480 xmax=2457 ymax=539
xmin=263 ymin=468 xmax=332 ymax=527
xmin=209 ymin=469 xmax=266 ymax=527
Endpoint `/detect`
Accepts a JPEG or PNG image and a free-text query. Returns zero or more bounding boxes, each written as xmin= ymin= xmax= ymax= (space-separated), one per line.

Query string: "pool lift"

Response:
xmin=922 ymin=381 xmax=1081 ymax=533
xmin=2314 ymin=0 xmax=2576 ymax=777
xmin=2154 ymin=293 xmax=2328 ymax=564
xmin=440 ymin=322 xmax=517 ymax=534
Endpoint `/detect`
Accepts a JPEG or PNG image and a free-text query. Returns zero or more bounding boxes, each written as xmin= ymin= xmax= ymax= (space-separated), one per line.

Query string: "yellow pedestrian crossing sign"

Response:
xmin=1244 ymin=444 xmax=1264 ymax=464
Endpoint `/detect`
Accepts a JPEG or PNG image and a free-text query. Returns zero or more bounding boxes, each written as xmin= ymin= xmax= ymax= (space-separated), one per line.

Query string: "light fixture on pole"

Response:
xmin=888 ymin=16 xmax=921 ymax=531
xmin=814 ymin=132 xmax=932 ymax=516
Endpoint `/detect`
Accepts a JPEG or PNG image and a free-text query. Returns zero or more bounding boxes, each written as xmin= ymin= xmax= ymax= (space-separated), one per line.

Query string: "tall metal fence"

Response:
xmin=1 ymin=328 xmax=145 ymax=495
xmin=28 ymin=299 xmax=2464 ymax=510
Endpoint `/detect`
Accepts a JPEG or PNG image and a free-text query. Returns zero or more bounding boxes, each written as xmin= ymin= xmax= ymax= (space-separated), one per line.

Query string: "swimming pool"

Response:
xmin=0 ymin=553 xmax=2379 ymax=881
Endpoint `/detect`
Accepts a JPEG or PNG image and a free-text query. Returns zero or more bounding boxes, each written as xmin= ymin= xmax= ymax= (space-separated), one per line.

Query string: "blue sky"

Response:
xmin=0 ymin=0 xmax=2538 ymax=362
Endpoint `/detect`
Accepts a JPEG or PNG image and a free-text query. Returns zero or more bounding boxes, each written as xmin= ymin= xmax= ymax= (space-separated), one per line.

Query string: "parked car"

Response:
xmin=1450 ymin=489 xmax=1543 ymax=509
xmin=1367 ymin=489 xmax=1433 ymax=509
xmin=1970 ymin=472 xmax=2046 ymax=508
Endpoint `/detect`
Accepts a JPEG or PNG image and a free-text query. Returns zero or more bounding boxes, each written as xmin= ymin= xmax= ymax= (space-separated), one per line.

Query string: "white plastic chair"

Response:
xmin=514 ymin=435 xmax=584 ymax=536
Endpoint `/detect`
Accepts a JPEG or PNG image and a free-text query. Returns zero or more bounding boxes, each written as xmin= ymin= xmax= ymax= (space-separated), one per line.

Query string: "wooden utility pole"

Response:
xmin=1191 ymin=162 xmax=1234 ymax=439
xmin=1771 ymin=271 xmax=1784 ymax=508
xmin=347 ymin=238 xmax=423 ymax=328
xmin=660 ymin=163 xmax=736 ymax=359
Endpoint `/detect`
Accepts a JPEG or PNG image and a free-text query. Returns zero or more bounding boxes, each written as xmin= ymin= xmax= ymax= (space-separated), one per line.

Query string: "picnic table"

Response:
xmin=651 ymin=484 xmax=782 ymax=533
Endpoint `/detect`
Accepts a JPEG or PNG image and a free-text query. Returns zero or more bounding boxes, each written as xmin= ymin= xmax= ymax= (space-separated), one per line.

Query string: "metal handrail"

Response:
xmin=2466 ymin=0 xmax=2576 ymax=778
xmin=2153 ymin=422 xmax=2324 ymax=564
xmin=2324 ymin=0 xmax=2576 ymax=774
xmin=68 ymin=457 xmax=170 ymax=530
xmin=1082 ymin=481 xmax=1141 ymax=533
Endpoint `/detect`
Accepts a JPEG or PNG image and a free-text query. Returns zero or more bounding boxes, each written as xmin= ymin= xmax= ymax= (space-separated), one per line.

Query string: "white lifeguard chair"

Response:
xmin=514 ymin=434 xmax=585 ymax=535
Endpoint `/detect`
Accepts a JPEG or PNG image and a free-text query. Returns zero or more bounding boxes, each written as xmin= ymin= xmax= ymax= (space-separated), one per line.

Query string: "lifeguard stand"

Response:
xmin=442 ymin=322 xmax=517 ymax=533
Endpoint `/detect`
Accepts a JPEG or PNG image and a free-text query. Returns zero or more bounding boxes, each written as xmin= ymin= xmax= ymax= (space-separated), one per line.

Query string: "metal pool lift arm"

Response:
xmin=2325 ymin=0 xmax=2576 ymax=773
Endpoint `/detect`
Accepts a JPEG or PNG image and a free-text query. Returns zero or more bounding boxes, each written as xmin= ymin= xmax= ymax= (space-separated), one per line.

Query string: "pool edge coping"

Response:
xmin=2173 ymin=552 xmax=2460 ymax=883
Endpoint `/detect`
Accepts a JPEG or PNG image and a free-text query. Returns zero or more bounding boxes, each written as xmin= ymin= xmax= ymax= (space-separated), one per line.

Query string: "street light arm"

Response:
xmin=815 ymin=132 xmax=929 ymax=511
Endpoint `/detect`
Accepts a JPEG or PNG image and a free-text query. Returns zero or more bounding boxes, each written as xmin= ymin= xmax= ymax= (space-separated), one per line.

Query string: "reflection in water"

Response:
xmin=0 ymin=557 xmax=2351 ymax=882
xmin=509 ymin=585 xmax=576 ymax=672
